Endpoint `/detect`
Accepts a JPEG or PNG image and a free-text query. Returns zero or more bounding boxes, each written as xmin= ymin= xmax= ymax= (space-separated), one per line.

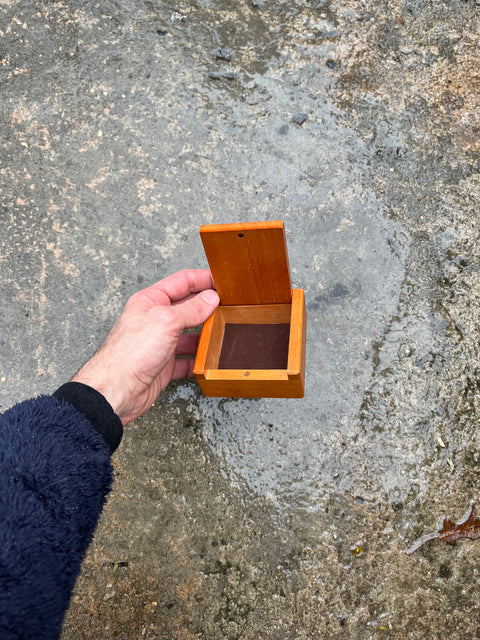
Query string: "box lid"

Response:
xmin=200 ymin=220 xmax=292 ymax=305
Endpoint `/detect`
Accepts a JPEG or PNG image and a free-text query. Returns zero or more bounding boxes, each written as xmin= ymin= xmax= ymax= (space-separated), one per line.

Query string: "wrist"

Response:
xmin=71 ymin=368 xmax=127 ymax=424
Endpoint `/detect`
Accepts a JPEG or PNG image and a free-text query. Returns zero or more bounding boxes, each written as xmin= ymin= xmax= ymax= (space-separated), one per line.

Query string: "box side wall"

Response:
xmin=196 ymin=376 xmax=304 ymax=398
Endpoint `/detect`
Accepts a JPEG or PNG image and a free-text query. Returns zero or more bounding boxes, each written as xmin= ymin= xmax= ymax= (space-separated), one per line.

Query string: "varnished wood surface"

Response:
xmin=195 ymin=375 xmax=305 ymax=398
xmin=193 ymin=312 xmax=214 ymax=375
xmin=220 ymin=303 xmax=292 ymax=324
xmin=287 ymin=289 xmax=305 ymax=376
xmin=205 ymin=308 xmax=225 ymax=369
xmin=200 ymin=221 xmax=292 ymax=306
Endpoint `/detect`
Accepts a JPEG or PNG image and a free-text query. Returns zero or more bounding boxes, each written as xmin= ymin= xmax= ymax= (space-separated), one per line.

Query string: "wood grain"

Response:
xmin=220 ymin=303 xmax=291 ymax=324
xmin=287 ymin=289 xmax=306 ymax=376
xmin=200 ymin=221 xmax=292 ymax=306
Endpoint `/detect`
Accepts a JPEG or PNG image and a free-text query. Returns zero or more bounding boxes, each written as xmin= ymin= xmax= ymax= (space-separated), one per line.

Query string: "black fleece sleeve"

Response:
xmin=0 ymin=394 xmax=115 ymax=639
xmin=54 ymin=382 xmax=123 ymax=454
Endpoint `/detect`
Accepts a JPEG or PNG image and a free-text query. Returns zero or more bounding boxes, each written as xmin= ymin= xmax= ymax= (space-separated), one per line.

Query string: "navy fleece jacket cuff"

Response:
xmin=53 ymin=382 xmax=123 ymax=454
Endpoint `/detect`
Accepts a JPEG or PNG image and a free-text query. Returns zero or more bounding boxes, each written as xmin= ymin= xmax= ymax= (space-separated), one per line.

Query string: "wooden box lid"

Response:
xmin=200 ymin=220 xmax=292 ymax=306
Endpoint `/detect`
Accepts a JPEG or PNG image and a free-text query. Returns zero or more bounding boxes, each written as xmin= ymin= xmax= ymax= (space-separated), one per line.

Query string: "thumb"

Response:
xmin=173 ymin=289 xmax=220 ymax=330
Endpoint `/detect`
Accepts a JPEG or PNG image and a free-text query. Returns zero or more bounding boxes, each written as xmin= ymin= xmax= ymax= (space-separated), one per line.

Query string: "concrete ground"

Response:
xmin=1 ymin=0 xmax=480 ymax=637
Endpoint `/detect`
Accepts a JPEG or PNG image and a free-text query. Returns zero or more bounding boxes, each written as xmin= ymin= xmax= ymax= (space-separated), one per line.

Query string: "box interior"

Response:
xmin=205 ymin=304 xmax=292 ymax=370
xmin=219 ymin=323 xmax=290 ymax=369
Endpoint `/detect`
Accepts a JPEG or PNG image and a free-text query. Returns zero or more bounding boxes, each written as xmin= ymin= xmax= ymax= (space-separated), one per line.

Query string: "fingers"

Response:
xmin=156 ymin=338 xmax=199 ymax=385
xmin=176 ymin=333 xmax=200 ymax=356
xmin=139 ymin=270 xmax=216 ymax=306
xmin=171 ymin=357 xmax=195 ymax=380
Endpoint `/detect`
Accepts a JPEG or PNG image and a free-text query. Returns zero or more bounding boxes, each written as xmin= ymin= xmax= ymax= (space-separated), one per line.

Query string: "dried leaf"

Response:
xmin=407 ymin=503 xmax=480 ymax=555
xmin=437 ymin=503 xmax=480 ymax=543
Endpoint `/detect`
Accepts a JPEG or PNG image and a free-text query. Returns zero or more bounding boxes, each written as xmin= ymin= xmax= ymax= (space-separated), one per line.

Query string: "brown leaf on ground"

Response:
xmin=407 ymin=503 xmax=480 ymax=555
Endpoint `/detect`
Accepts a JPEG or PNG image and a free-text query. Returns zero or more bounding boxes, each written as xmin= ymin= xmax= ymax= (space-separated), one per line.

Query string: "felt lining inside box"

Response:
xmin=218 ymin=323 xmax=290 ymax=370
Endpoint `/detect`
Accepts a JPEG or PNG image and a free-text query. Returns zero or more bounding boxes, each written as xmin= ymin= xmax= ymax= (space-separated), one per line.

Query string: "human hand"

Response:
xmin=71 ymin=269 xmax=219 ymax=425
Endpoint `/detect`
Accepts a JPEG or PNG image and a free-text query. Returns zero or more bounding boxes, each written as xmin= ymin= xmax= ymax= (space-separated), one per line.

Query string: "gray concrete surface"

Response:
xmin=1 ymin=0 xmax=480 ymax=637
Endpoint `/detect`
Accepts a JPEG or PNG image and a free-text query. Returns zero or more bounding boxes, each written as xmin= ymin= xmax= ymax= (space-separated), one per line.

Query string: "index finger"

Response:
xmin=141 ymin=269 xmax=216 ymax=306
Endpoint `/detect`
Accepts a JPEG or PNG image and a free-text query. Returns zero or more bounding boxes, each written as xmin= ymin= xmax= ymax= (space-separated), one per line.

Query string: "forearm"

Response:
xmin=0 ymin=389 xmax=120 ymax=640
xmin=0 ymin=269 xmax=218 ymax=639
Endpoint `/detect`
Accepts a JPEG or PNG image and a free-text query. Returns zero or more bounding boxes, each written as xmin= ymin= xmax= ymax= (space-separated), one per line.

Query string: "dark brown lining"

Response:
xmin=218 ymin=323 xmax=290 ymax=370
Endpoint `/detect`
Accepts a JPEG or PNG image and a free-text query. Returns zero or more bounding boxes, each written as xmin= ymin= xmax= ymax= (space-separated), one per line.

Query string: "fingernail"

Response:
xmin=201 ymin=289 xmax=220 ymax=305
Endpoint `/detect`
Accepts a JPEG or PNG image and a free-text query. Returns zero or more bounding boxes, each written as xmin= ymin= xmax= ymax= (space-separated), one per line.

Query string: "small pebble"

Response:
xmin=171 ymin=11 xmax=186 ymax=22
xmin=326 ymin=59 xmax=336 ymax=69
xmin=399 ymin=343 xmax=412 ymax=358
xmin=291 ymin=113 xmax=308 ymax=126
xmin=208 ymin=71 xmax=237 ymax=80
xmin=212 ymin=48 xmax=232 ymax=62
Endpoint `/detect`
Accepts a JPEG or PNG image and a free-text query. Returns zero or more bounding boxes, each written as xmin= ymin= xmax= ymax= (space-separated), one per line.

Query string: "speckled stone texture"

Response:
xmin=2 ymin=0 xmax=480 ymax=638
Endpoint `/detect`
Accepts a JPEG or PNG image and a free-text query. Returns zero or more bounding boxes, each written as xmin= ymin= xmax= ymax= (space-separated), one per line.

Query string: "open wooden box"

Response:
xmin=193 ymin=221 xmax=306 ymax=398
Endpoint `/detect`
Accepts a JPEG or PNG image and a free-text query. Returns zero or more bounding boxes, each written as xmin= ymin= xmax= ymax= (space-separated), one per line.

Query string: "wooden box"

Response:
xmin=193 ymin=220 xmax=306 ymax=398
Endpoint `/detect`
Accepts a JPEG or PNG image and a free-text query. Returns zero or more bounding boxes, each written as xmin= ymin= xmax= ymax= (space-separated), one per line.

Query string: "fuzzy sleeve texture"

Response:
xmin=0 ymin=388 xmax=122 ymax=640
